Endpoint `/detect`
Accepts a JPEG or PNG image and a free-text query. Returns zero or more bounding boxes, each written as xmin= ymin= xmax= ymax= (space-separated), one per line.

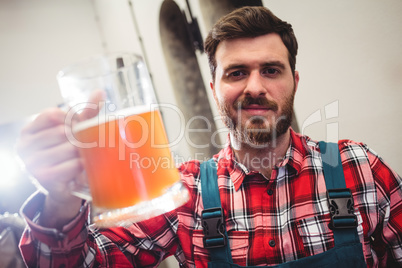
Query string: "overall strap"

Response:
xmin=318 ymin=142 xmax=360 ymax=247
xmin=200 ymin=159 xmax=233 ymax=263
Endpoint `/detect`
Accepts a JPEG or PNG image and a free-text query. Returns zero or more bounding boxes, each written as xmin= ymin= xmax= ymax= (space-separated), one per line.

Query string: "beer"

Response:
xmin=73 ymin=106 xmax=180 ymax=209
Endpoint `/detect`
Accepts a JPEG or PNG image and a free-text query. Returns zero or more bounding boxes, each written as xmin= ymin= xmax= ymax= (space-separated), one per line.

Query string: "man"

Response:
xmin=17 ymin=6 xmax=401 ymax=267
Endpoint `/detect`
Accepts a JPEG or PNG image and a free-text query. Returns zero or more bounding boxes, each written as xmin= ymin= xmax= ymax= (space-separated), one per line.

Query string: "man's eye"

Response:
xmin=264 ymin=68 xmax=279 ymax=75
xmin=231 ymin=70 xmax=244 ymax=77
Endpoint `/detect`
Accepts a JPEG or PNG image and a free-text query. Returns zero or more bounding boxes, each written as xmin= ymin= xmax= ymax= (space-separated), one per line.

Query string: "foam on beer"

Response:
xmin=73 ymin=105 xmax=156 ymax=133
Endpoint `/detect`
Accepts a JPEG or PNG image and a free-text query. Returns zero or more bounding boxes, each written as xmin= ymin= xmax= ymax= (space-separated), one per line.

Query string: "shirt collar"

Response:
xmin=215 ymin=128 xmax=310 ymax=191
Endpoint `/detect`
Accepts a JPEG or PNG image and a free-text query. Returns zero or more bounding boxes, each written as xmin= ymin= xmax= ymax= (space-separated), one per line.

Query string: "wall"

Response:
xmin=0 ymin=0 xmax=104 ymax=124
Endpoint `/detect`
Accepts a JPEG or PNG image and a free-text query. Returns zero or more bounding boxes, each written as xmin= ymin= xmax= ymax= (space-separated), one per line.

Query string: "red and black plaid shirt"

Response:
xmin=20 ymin=130 xmax=402 ymax=267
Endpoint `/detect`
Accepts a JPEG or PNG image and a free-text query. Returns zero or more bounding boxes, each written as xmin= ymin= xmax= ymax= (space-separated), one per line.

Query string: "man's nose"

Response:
xmin=243 ymin=71 xmax=267 ymax=98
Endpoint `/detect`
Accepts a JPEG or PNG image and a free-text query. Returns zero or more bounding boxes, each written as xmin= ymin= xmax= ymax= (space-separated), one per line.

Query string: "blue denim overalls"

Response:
xmin=200 ymin=142 xmax=367 ymax=267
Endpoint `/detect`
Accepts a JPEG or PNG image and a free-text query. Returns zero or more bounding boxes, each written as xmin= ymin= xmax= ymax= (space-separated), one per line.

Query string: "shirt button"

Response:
xmin=269 ymin=239 xmax=276 ymax=247
xmin=267 ymin=189 xmax=273 ymax=195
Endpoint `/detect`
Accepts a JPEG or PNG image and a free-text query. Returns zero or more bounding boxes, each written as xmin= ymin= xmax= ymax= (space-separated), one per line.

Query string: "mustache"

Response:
xmin=234 ymin=97 xmax=279 ymax=111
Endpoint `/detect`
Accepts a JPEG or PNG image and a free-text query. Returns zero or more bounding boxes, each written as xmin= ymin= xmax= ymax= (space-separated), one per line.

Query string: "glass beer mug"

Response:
xmin=57 ymin=53 xmax=189 ymax=227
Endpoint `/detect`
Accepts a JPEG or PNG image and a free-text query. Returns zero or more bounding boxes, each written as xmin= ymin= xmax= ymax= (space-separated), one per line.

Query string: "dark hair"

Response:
xmin=204 ymin=6 xmax=298 ymax=80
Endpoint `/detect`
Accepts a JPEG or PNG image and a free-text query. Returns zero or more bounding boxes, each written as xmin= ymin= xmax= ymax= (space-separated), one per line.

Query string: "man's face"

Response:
xmin=211 ymin=33 xmax=299 ymax=147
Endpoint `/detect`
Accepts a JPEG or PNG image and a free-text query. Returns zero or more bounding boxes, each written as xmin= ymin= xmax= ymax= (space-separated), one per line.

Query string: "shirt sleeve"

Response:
xmin=19 ymin=191 xmax=180 ymax=267
xmin=366 ymin=146 xmax=402 ymax=267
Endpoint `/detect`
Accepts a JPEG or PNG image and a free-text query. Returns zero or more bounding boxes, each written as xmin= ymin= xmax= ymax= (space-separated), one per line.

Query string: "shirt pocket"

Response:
xmin=296 ymin=214 xmax=334 ymax=256
xmin=192 ymin=229 xmax=249 ymax=266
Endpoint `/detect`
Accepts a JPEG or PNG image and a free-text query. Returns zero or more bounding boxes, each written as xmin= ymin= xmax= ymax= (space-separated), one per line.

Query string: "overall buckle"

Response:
xmin=201 ymin=207 xmax=226 ymax=248
xmin=327 ymin=188 xmax=358 ymax=229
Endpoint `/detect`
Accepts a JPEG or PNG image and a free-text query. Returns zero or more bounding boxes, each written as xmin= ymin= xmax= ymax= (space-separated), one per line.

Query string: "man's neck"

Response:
xmin=230 ymin=129 xmax=291 ymax=179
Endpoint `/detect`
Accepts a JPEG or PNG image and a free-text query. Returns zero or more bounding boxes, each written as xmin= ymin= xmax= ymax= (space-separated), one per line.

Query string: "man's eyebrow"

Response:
xmin=261 ymin=61 xmax=286 ymax=69
xmin=223 ymin=64 xmax=247 ymax=73
xmin=223 ymin=61 xmax=287 ymax=72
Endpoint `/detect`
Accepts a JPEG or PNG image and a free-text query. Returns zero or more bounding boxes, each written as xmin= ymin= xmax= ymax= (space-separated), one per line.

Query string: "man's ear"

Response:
xmin=294 ymin=71 xmax=300 ymax=93
xmin=210 ymin=81 xmax=217 ymax=99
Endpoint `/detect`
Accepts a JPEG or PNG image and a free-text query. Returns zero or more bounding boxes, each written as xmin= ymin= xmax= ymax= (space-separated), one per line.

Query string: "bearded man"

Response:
xmin=17 ymin=6 xmax=402 ymax=268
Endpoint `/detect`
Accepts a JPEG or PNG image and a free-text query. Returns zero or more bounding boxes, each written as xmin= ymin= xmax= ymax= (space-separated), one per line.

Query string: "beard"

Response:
xmin=217 ymin=91 xmax=295 ymax=147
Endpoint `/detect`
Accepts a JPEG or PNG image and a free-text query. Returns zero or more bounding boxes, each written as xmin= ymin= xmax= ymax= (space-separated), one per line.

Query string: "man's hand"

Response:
xmin=16 ymin=108 xmax=84 ymax=228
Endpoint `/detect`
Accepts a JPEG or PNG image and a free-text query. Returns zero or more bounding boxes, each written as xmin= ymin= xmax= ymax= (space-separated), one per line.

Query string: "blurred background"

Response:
xmin=0 ymin=0 xmax=401 ymax=267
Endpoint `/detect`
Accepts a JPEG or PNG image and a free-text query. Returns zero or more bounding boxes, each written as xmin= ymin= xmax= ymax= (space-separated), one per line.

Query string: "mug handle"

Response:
xmin=69 ymin=171 xmax=92 ymax=201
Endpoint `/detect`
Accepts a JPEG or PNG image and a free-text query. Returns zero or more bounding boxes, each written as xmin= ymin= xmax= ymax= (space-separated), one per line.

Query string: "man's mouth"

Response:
xmin=242 ymin=104 xmax=271 ymax=110
xmin=241 ymin=104 xmax=272 ymax=116
xmin=236 ymin=97 xmax=278 ymax=115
